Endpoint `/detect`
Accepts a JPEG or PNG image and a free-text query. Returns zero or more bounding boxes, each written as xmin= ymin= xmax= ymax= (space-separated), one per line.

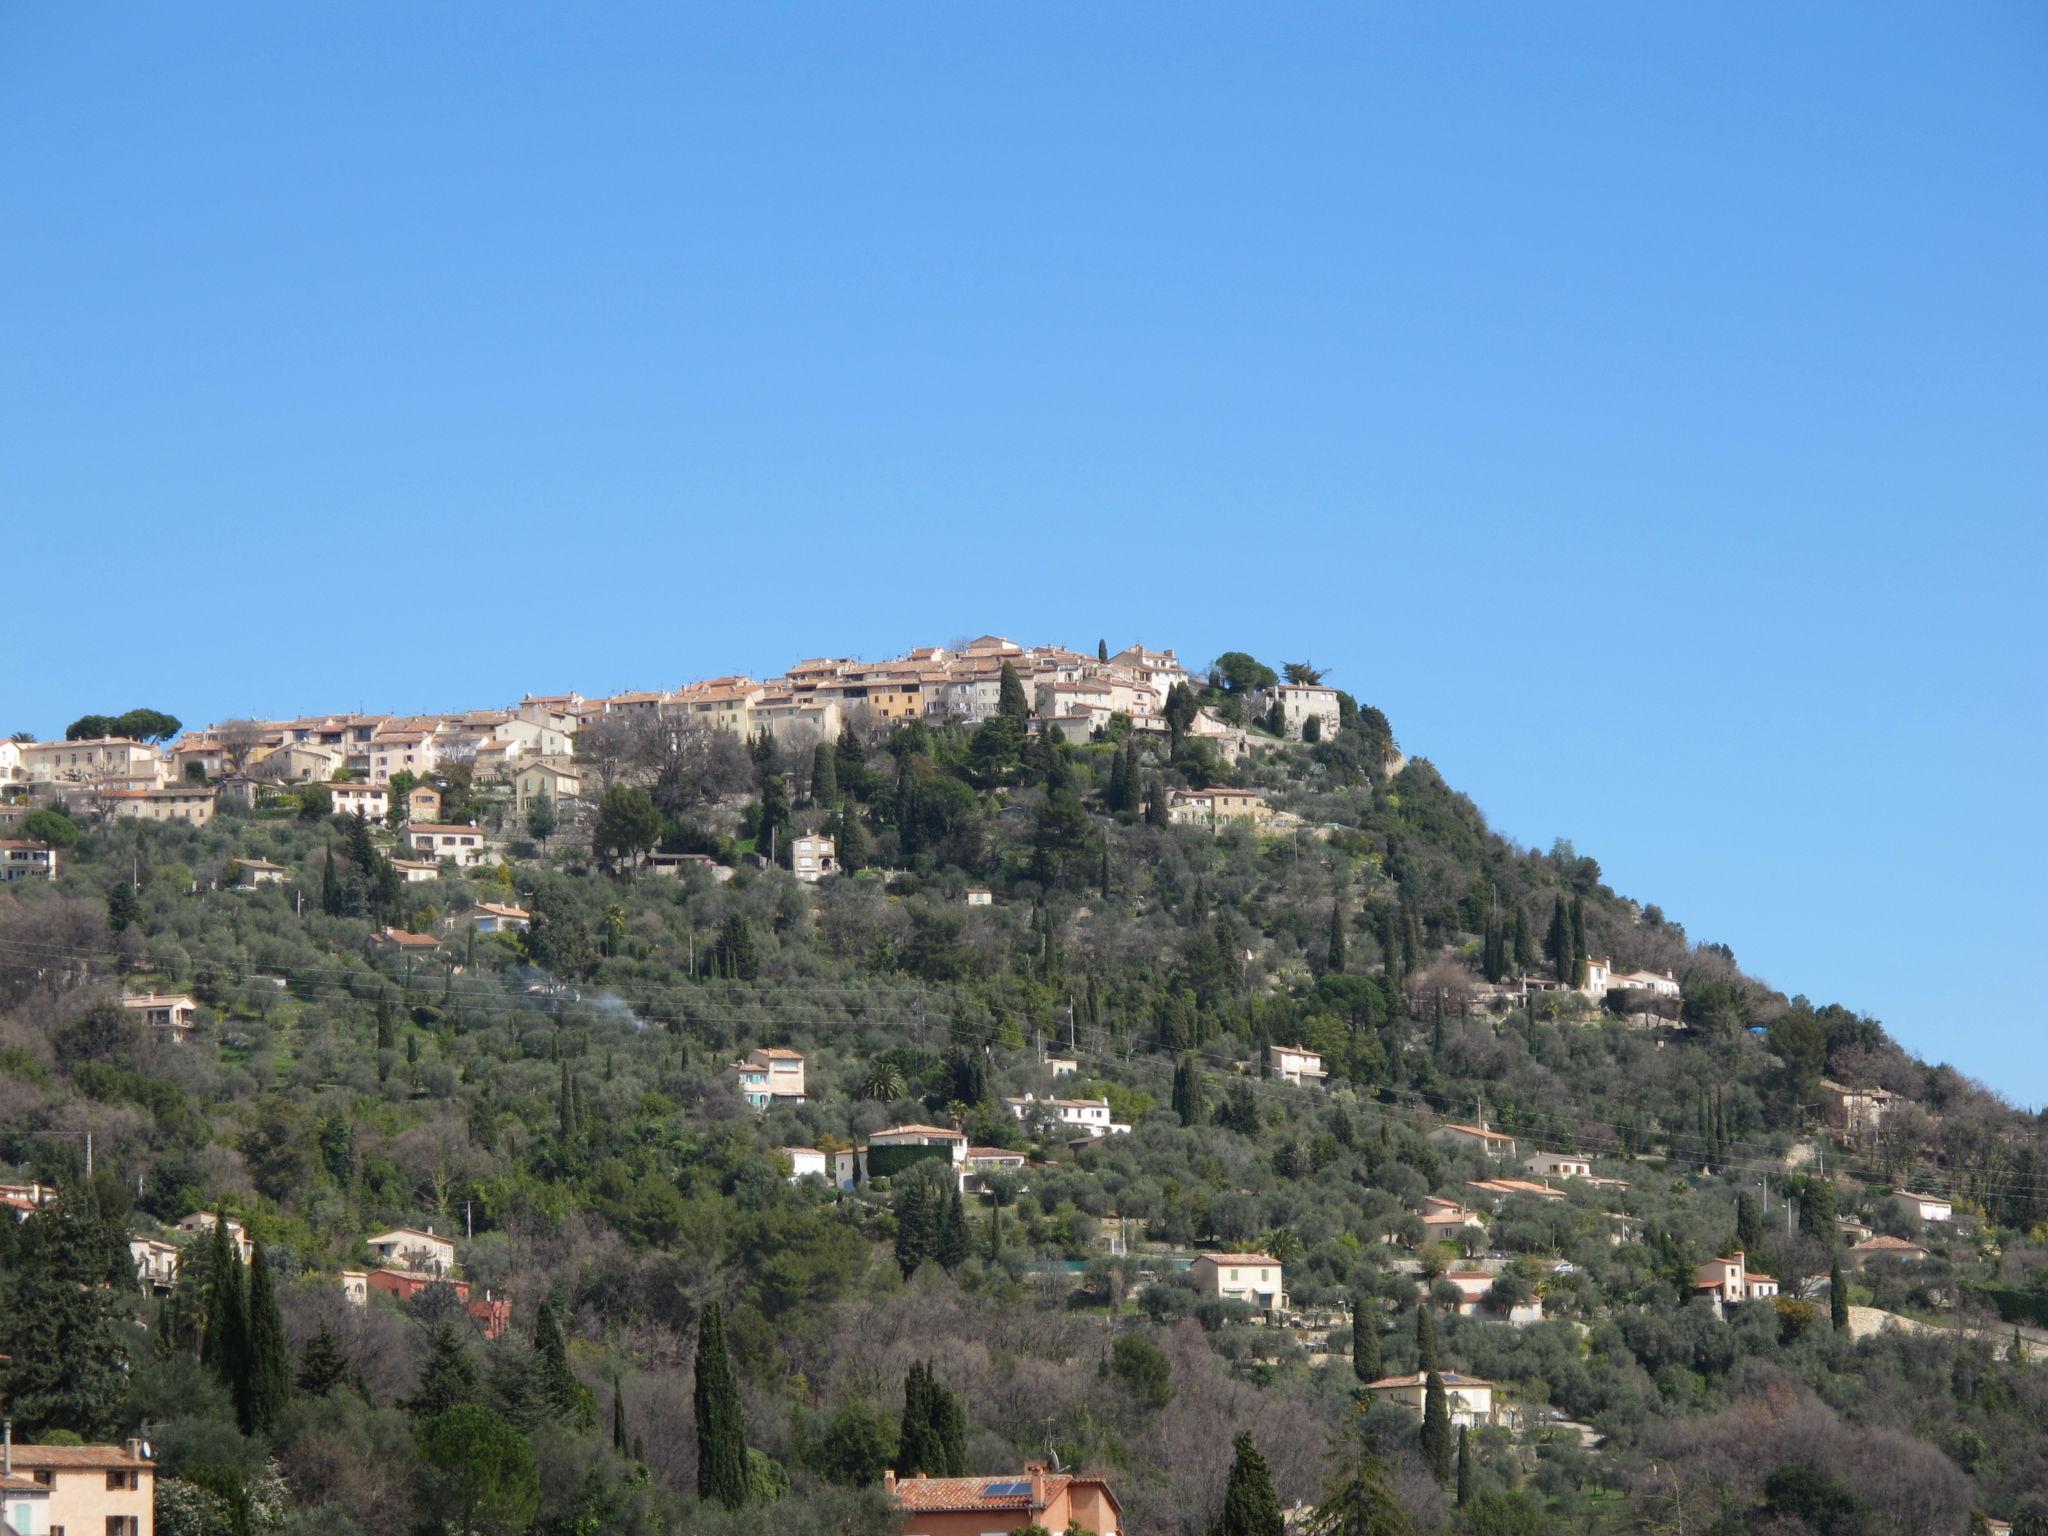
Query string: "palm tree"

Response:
xmin=858 ymin=1062 xmax=907 ymax=1102
xmin=601 ymin=903 xmax=628 ymax=958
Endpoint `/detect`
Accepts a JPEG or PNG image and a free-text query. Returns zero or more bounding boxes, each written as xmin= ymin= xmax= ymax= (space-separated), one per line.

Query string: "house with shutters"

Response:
xmin=1268 ymin=1043 xmax=1328 ymax=1087
xmin=1432 ymin=1122 xmax=1517 ymax=1158
xmin=730 ymin=1047 xmax=807 ymax=1109
xmin=1189 ymin=1252 xmax=1287 ymax=1315
xmin=3 ymin=1440 xmax=155 ymax=1536
xmin=1693 ymin=1250 xmax=1779 ymax=1313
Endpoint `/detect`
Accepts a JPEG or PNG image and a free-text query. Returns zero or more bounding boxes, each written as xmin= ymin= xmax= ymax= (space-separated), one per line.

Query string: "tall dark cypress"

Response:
xmin=936 ymin=1187 xmax=969 ymax=1271
xmin=1830 ymin=1257 xmax=1849 ymax=1332
xmin=613 ymin=1384 xmax=629 ymax=1453
xmin=1327 ymin=901 xmax=1347 ymax=974
xmin=898 ymin=1360 xmax=941 ymax=1476
xmin=1415 ymin=1305 xmax=1438 ymax=1373
xmin=997 ymin=662 xmax=1031 ymax=721
xmin=1216 ymin=1431 xmax=1285 ymax=1536
xmin=204 ymin=1216 xmax=248 ymax=1393
xmin=1569 ymin=895 xmax=1588 ymax=985
xmin=693 ymin=1301 xmax=749 ymax=1509
xmin=1455 ymin=1425 xmax=1471 ymax=1506
xmin=243 ymin=1238 xmax=292 ymax=1436
xmin=1420 ymin=1370 xmax=1453 ymax=1484
xmin=1546 ymin=896 xmax=1572 ymax=984
xmin=1352 ymin=1293 xmax=1380 ymax=1383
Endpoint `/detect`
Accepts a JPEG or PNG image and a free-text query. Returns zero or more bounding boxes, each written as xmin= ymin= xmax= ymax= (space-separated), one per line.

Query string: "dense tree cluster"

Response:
xmin=0 ymin=661 xmax=2042 ymax=1532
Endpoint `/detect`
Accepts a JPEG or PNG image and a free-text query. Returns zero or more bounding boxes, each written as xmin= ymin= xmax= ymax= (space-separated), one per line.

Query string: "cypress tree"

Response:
xmin=1380 ymin=907 xmax=1403 ymax=988
xmin=1830 ymin=1256 xmax=1849 ymax=1332
xmin=1144 ymin=778 xmax=1170 ymax=829
xmin=1569 ymin=895 xmax=1588 ymax=985
xmin=936 ymin=1186 xmax=969 ymax=1272
xmin=243 ymin=1238 xmax=293 ymax=1436
xmin=1455 ymin=1426 xmax=1471 ymax=1506
xmin=1098 ymin=638 xmax=1109 ymax=662
xmin=997 ymin=661 xmax=1031 ymax=721
xmin=811 ymin=741 xmax=838 ymax=807
xmin=1546 ymin=896 xmax=1572 ymax=984
xmin=1420 ymin=1370 xmax=1453 ymax=1484
xmin=1512 ymin=907 xmax=1534 ymax=971
xmin=693 ymin=1300 xmax=749 ymax=1509
xmin=1217 ymin=1431 xmax=1285 ymax=1536
xmin=1327 ymin=901 xmax=1347 ymax=974
xmin=1351 ymin=1293 xmax=1380 ymax=1383
xmin=204 ymin=1216 xmax=248 ymax=1388
xmin=107 ymin=879 xmax=141 ymax=932
xmin=1415 ymin=1304 xmax=1438 ymax=1373
xmin=558 ymin=1060 xmax=576 ymax=1140
xmin=296 ymin=1324 xmax=350 ymax=1397
xmin=935 ymin=1376 xmax=968 ymax=1476
xmin=898 ymin=1360 xmax=941 ymax=1476
xmin=613 ymin=1385 xmax=629 ymax=1453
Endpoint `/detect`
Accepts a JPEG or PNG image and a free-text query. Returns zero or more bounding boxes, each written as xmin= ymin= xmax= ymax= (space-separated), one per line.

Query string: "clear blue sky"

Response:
xmin=4 ymin=6 xmax=2043 ymax=1100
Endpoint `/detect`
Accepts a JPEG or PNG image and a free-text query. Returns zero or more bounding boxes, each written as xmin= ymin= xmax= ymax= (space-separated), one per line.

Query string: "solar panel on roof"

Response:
xmin=983 ymin=1480 xmax=1032 ymax=1498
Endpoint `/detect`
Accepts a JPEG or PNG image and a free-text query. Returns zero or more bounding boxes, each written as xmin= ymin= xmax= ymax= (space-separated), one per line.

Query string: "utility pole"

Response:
xmin=465 ymin=1200 xmax=474 ymax=1241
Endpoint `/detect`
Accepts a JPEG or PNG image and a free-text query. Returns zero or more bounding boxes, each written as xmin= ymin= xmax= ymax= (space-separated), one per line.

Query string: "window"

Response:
xmin=107 ymin=1470 xmax=138 ymax=1490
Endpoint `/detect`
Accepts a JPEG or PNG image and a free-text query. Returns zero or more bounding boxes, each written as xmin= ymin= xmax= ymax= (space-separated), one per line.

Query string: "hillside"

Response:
xmin=2 ymin=643 xmax=2045 ymax=1536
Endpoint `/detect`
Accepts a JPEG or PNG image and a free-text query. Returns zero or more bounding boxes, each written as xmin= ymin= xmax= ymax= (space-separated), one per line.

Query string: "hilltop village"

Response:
xmin=1 ymin=636 xmax=2044 ymax=1536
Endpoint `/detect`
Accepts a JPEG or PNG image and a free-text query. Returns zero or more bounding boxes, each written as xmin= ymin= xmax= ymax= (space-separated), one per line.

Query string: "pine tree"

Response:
xmin=297 ymin=1324 xmax=350 ymax=1397
xmin=1305 ymin=1448 xmax=1412 ymax=1536
xmin=107 ymin=879 xmax=141 ymax=932
xmin=997 ymin=661 xmax=1031 ymax=721
xmin=1351 ymin=1293 xmax=1380 ymax=1383
xmin=1217 ymin=1431 xmax=1285 ymax=1536
xmin=1830 ymin=1256 xmax=1849 ymax=1332
xmin=405 ymin=1326 xmax=480 ymax=1417
xmin=1455 ymin=1426 xmax=1471 ymax=1506
xmin=243 ymin=1238 xmax=293 ymax=1436
xmin=1415 ymin=1304 xmax=1438 ymax=1373
xmin=0 ymin=1198 xmax=129 ymax=1437
xmin=693 ymin=1300 xmax=749 ymax=1509
xmin=895 ymin=1170 xmax=939 ymax=1275
xmin=1420 ymin=1370 xmax=1453 ymax=1484
xmin=534 ymin=1300 xmax=592 ymax=1426
xmin=1327 ymin=901 xmax=1347 ymax=974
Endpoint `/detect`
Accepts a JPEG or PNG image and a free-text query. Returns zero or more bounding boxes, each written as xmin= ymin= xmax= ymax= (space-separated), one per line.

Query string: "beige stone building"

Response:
xmin=6 ymin=1441 xmax=155 ymax=1536
xmin=1189 ymin=1252 xmax=1287 ymax=1314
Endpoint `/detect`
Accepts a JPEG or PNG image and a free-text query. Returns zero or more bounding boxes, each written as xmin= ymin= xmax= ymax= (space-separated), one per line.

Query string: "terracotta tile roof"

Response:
xmin=1440 ymin=1122 xmax=1515 ymax=1141
xmin=5 ymin=1444 xmax=150 ymax=1470
xmin=1197 ymin=1252 xmax=1280 ymax=1266
xmin=872 ymin=1124 xmax=965 ymax=1140
xmin=1853 ymin=1234 xmax=1929 ymax=1254
xmin=1365 ymin=1371 xmax=1493 ymax=1390
xmin=889 ymin=1471 xmax=1114 ymax=1513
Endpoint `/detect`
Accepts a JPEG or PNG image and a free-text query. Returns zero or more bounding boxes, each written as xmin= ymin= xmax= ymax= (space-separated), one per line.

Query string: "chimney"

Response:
xmin=882 ymin=1469 xmax=896 ymax=1496
xmin=1029 ymin=1462 xmax=1048 ymax=1506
